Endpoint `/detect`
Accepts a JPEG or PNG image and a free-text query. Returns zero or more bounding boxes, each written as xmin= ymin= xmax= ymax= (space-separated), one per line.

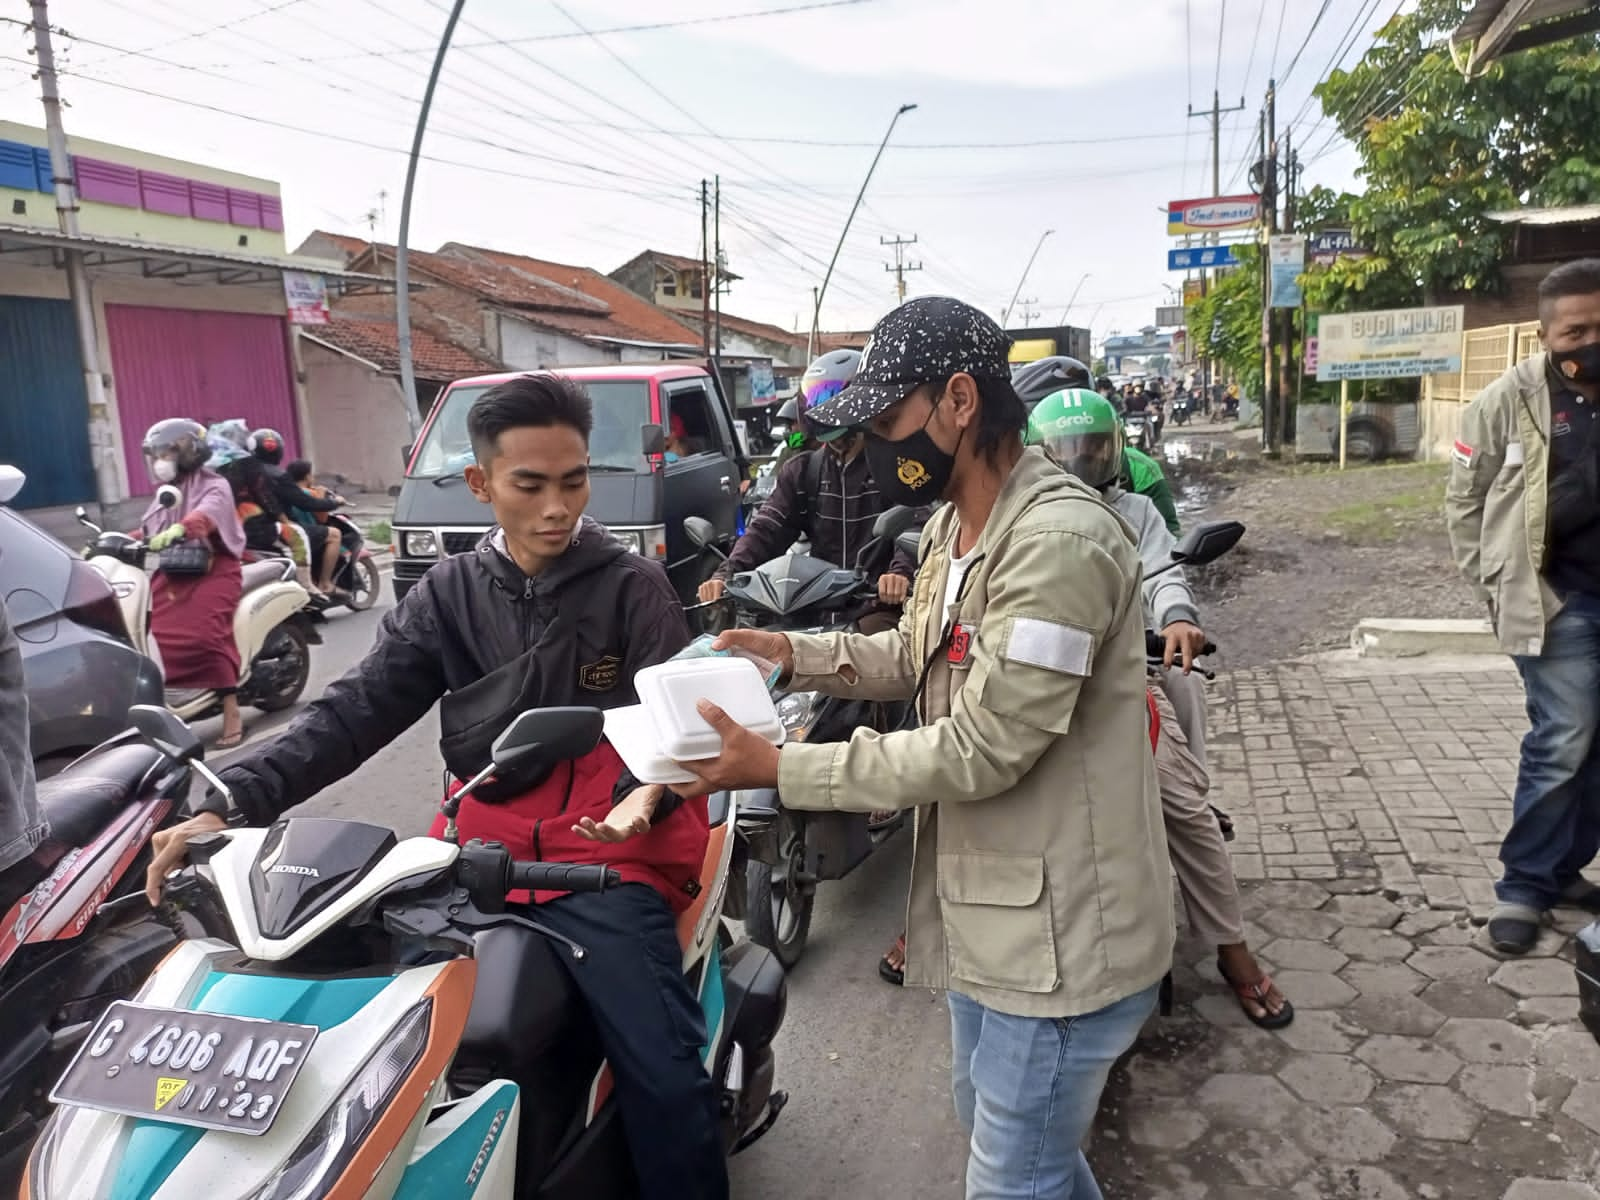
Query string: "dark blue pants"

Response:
xmin=535 ymin=883 xmax=728 ymax=1200
xmin=1499 ymin=593 xmax=1600 ymax=910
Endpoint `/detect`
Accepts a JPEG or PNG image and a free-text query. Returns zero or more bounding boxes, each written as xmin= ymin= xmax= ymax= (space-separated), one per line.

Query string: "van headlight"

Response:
xmin=246 ymin=999 xmax=432 ymax=1200
xmin=621 ymin=525 xmax=667 ymax=560
xmin=401 ymin=530 xmax=438 ymax=558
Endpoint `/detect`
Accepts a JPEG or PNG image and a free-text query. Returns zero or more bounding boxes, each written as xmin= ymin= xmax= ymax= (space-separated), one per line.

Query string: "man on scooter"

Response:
xmin=148 ymin=374 xmax=728 ymax=1199
xmin=1015 ymin=357 xmax=1182 ymax=534
xmin=697 ymin=349 xmax=922 ymax=637
xmin=1026 ymin=387 xmax=1293 ymax=1029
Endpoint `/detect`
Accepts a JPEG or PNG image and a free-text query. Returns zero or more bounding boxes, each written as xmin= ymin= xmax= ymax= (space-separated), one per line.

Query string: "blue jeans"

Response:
xmin=1499 ymin=592 xmax=1600 ymax=910
xmin=949 ymin=983 xmax=1159 ymax=1200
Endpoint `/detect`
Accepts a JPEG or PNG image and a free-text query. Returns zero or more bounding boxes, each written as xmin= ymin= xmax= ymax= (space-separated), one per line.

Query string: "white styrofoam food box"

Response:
xmin=603 ymin=658 xmax=785 ymax=786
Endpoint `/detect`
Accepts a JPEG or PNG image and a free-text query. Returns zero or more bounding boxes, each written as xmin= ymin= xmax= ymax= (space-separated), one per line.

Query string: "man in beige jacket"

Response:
xmin=1446 ymin=259 xmax=1600 ymax=954
xmin=674 ymin=296 xmax=1171 ymax=1200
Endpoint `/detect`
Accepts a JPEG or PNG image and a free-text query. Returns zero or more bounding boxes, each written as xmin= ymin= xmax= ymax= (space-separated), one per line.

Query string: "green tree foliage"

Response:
xmin=1314 ymin=0 xmax=1600 ymax=301
xmin=1186 ymin=244 xmax=1264 ymax=394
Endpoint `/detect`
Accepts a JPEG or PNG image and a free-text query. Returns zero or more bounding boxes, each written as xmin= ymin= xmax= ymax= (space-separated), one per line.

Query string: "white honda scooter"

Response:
xmin=76 ymin=488 xmax=314 ymax=720
xmin=24 ymin=705 xmax=787 ymax=1199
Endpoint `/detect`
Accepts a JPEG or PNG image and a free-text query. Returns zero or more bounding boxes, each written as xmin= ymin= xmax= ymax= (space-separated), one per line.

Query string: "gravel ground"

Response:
xmin=1162 ymin=424 xmax=1485 ymax=669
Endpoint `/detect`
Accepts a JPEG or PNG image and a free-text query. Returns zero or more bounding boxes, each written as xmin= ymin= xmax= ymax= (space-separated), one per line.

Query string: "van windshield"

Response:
xmin=407 ymin=380 xmax=652 ymax=478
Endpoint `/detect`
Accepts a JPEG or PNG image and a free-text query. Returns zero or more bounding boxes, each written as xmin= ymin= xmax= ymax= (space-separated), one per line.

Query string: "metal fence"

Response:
xmin=1422 ymin=320 xmax=1541 ymax=458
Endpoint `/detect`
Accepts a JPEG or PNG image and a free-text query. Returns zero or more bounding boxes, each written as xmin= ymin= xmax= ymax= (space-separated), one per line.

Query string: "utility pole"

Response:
xmin=881 ymin=234 xmax=922 ymax=303
xmin=1261 ymin=81 xmax=1280 ymax=454
xmin=713 ymin=175 xmax=723 ymax=366
xmin=1279 ymin=126 xmax=1298 ymax=447
xmin=1188 ymin=88 xmax=1247 ymax=403
xmin=29 ymin=1 xmax=118 ymax=505
xmin=700 ymin=179 xmax=712 ymax=357
xmin=396 ymin=0 xmax=465 ymax=437
xmin=809 ymin=102 xmax=918 ymax=359
xmin=1019 ymin=299 xmax=1040 ymax=328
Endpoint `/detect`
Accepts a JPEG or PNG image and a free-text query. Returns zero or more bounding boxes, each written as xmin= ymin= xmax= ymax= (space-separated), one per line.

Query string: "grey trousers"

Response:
xmin=1152 ymin=670 xmax=1246 ymax=945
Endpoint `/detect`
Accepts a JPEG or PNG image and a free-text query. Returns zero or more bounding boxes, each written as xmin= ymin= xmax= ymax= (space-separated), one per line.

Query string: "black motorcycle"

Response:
xmin=684 ymin=508 xmax=920 ymax=969
xmin=0 ymin=731 xmax=224 ymax=1186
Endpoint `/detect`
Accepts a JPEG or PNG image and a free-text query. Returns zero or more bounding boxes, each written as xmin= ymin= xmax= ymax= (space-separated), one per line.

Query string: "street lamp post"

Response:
xmin=1002 ymin=229 xmax=1054 ymax=328
xmin=808 ymin=102 xmax=917 ymax=361
xmin=1057 ymin=271 xmax=1092 ymax=325
xmin=395 ymin=0 xmax=467 ymax=438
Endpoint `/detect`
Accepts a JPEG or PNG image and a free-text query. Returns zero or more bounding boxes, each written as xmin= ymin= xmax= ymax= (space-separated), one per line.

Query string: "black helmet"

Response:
xmin=249 ymin=427 xmax=286 ymax=466
xmin=1095 ymin=375 xmax=1114 ymax=394
xmin=142 ymin=418 xmax=210 ymax=479
xmin=798 ymin=349 xmax=860 ymax=439
xmin=1011 ymin=356 xmax=1094 ymax=407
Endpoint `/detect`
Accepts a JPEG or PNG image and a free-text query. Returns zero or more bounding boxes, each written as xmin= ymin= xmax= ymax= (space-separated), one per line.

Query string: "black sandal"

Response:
xmin=878 ymin=934 xmax=905 ymax=986
xmin=1217 ymin=955 xmax=1294 ymax=1029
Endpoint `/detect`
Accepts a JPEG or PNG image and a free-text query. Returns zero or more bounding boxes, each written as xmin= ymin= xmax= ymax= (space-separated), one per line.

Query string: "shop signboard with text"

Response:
xmin=1166 ymin=195 xmax=1261 ymax=237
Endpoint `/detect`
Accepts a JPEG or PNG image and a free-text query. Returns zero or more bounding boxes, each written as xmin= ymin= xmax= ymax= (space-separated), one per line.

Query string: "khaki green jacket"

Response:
xmin=1444 ymin=353 xmax=1561 ymax=656
xmin=777 ymin=448 xmax=1173 ymax=1018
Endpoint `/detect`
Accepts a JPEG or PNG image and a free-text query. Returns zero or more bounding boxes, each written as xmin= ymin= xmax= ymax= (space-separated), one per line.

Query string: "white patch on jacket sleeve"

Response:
xmin=1504 ymin=441 xmax=1524 ymax=466
xmin=1005 ymin=617 xmax=1094 ymax=676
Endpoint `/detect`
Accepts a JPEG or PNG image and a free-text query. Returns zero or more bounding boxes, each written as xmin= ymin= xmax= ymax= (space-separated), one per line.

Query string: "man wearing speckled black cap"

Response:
xmin=671 ymin=296 xmax=1172 ymax=1200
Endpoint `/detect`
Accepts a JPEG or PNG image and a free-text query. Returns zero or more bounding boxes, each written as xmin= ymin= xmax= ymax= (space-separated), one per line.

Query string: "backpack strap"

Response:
xmin=795 ymin=448 xmax=827 ymax=531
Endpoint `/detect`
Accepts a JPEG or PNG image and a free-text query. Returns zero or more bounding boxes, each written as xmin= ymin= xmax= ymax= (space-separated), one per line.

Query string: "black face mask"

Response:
xmin=1553 ymin=342 xmax=1600 ymax=385
xmin=864 ymin=392 xmax=962 ymax=506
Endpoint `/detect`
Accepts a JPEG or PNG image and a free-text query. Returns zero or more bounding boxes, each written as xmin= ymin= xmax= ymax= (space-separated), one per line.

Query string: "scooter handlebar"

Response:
xmin=1144 ymin=630 xmax=1218 ymax=659
xmin=508 ymin=862 xmax=622 ymax=893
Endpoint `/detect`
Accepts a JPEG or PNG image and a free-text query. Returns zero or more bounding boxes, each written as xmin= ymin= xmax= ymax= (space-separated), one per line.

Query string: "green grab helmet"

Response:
xmin=1025 ymin=387 xmax=1124 ymax=490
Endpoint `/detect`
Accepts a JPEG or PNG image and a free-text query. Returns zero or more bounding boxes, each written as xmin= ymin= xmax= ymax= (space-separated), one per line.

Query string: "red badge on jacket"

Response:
xmin=947 ymin=622 xmax=972 ymax=665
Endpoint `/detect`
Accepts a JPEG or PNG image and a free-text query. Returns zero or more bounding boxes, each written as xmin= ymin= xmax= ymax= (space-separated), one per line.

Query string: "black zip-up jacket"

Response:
xmin=716 ymin=448 xmax=921 ymax=581
xmin=219 ymin=517 xmax=690 ymax=824
xmin=261 ymin=462 xmax=340 ymax=524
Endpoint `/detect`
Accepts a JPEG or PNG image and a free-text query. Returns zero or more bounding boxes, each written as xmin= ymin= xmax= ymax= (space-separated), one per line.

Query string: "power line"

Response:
xmin=188 ymin=0 xmax=878 ymax=68
xmin=1287 ymin=0 xmax=1386 ymax=131
xmin=1267 ymin=0 xmax=1290 ymax=76
xmin=1214 ymin=0 xmax=1229 ymax=97
xmin=1278 ymin=0 xmax=1335 ymax=87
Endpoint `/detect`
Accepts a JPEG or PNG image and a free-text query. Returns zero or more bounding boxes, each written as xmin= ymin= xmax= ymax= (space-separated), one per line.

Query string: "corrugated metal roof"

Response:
xmin=0 ymin=223 xmax=388 ymax=286
xmin=1454 ymin=0 xmax=1597 ymax=68
xmin=1487 ymin=204 xmax=1600 ymax=225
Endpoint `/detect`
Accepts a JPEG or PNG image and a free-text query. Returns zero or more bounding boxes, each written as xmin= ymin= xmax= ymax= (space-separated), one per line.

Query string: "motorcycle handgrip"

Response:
xmin=508 ymin=862 xmax=622 ymax=893
xmin=1144 ymin=630 xmax=1219 ymax=658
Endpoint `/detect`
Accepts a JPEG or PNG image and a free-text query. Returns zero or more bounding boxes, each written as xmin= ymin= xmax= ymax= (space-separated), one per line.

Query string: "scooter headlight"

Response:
xmin=246 ymin=998 xmax=432 ymax=1200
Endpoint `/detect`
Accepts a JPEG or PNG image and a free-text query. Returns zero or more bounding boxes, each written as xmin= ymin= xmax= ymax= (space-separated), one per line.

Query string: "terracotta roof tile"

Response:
xmin=308 ymin=315 xmax=499 ymax=382
xmin=441 ymin=243 xmax=705 ymax=348
xmin=612 ymin=248 xmax=739 ymax=281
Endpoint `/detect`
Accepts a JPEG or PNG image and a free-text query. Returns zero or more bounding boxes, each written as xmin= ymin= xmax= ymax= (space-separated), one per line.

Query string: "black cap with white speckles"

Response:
xmin=807 ymin=296 xmax=1012 ymax=428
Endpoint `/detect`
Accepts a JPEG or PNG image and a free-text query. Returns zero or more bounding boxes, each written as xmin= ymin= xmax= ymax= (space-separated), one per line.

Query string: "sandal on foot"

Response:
xmin=879 ymin=934 xmax=906 ymax=987
xmin=1218 ymin=955 xmax=1294 ymax=1029
xmin=215 ymin=730 xmax=245 ymax=751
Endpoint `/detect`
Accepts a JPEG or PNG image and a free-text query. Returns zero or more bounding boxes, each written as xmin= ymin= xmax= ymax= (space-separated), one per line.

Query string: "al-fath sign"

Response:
xmin=1167 ymin=194 xmax=1261 ymax=236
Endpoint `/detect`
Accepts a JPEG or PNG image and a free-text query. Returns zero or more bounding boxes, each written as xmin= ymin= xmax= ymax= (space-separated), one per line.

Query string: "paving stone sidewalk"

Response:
xmin=1090 ymin=650 xmax=1600 ymax=1199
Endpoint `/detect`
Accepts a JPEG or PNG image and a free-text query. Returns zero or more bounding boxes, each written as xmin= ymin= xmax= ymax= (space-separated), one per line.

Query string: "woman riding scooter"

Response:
xmin=139 ymin=419 xmax=248 ymax=749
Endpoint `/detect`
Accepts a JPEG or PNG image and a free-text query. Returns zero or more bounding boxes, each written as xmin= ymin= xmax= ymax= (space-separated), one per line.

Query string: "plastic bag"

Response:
xmin=668 ymin=633 xmax=783 ymax=693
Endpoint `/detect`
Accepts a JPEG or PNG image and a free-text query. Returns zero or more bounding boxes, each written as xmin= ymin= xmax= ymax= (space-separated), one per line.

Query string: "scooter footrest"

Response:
xmin=732 ymin=1090 xmax=787 ymax=1155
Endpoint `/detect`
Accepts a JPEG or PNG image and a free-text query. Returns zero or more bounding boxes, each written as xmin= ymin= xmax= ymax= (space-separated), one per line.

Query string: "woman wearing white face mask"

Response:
xmin=139 ymin=418 xmax=248 ymax=747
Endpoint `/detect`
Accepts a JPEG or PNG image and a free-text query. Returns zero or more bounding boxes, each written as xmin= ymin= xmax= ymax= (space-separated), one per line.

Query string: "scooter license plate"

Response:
xmin=50 ymin=1000 xmax=319 ymax=1136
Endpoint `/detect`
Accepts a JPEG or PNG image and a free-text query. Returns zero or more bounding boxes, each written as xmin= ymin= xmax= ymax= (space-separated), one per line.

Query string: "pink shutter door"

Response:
xmin=107 ymin=305 xmax=298 ymax=491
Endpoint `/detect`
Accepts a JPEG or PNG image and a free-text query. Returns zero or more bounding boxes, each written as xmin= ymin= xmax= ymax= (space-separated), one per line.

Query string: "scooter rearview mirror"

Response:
xmin=129 ymin=705 xmax=205 ymax=764
xmin=156 ymin=484 xmax=182 ymax=510
xmin=491 ymin=707 xmax=606 ymax=771
xmin=1170 ymin=520 xmax=1245 ymax=566
xmin=683 ymin=516 xmax=718 ymax=552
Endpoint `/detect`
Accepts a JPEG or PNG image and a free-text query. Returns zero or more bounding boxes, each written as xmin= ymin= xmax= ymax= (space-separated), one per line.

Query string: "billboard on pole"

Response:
xmin=1168 ymin=245 xmax=1240 ymax=271
xmin=1315 ymin=306 xmax=1465 ymax=381
xmin=1268 ymin=235 xmax=1306 ymax=309
xmin=1167 ymin=195 xmax=1261 ymax=236
xmin=1155 ymin=305 xmax=1185 ymax=327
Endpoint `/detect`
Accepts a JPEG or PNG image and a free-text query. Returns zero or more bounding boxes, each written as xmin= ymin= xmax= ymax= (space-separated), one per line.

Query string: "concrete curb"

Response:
xmin=1351 ymin=617 xmax=1500 ymax=658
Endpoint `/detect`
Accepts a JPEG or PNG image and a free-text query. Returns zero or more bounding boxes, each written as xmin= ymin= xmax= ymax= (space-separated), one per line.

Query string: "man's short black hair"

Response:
xmin=285 ymin=459 xmax=312 ymax=483
xmin=468 ymin=373 xmax=593 ymax=463
xmin=1539 ymin=259 xmax=1600 ymax=323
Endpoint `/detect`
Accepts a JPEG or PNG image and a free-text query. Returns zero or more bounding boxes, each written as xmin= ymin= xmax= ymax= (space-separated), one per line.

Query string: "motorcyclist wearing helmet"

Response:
xmin=696 ymin=349 xmax=921 ymax=635
xmin=251 ymin=427 xmax=347 ymax=600
xmin=140 ymin=418 xmax=250 ymax=748
xmin=1026 ymin=389 xmax=1293 ymax=1028
xmin=1015 ymin=359 xmax=1181 ymax=533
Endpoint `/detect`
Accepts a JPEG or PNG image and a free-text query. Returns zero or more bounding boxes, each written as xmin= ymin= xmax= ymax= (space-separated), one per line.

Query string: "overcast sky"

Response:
xmin=0 ymin=0 xmax=1408 ymax=347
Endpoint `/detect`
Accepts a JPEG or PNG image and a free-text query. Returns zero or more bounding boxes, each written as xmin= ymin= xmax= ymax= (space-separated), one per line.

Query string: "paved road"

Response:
xmin=203 ymin=581 xmax=972 ymax=1199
